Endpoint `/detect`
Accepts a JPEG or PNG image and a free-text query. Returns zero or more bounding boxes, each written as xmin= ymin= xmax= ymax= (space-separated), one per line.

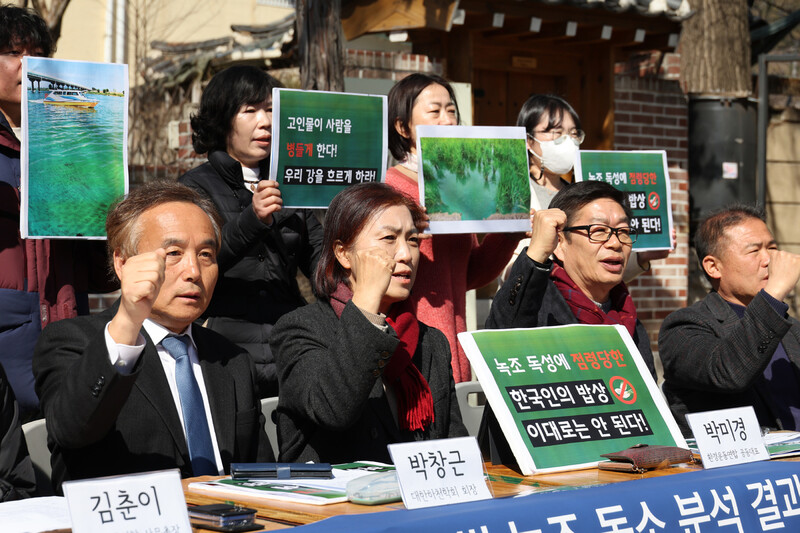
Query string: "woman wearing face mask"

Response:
xmin=271 ymin=183 xmax=466 ymax=463
xmin=500 ymin=94 xmax=672 ymax=282
xmin=522 ymin=94 xmax=583 ymax=209
xmin=179 ymin=66 xmax=323 ymax=399
xmin=386 ymin=74 xmax=520 ymax=383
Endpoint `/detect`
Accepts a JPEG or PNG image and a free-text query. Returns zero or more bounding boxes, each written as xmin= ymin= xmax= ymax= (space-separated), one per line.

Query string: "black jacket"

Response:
xmin=0 ymin=362 xmax=35 ymax=500
xmin=272 ymin=299 xmax=467 ymax=463
xmin=179 ymin=151 xmax=324 ymax=397
xmin=487 ymin=252 xmax=656 ymax=379
xmin=659 ymin=291 xmax=800 ymax=436
xmin=33 ymin=303 xmax=273 ymax=493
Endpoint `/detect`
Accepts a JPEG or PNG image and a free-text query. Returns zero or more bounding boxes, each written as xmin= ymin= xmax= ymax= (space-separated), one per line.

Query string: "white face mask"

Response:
xmin=529 ymin=135 xmax=580 ymax=175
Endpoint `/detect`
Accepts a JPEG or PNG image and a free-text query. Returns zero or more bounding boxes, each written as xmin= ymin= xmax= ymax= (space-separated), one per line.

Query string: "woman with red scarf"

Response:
xmin=271 ymin=183 xmax=466 ymax=463
xmin=488 ymin=180 xmax=657 ymax=379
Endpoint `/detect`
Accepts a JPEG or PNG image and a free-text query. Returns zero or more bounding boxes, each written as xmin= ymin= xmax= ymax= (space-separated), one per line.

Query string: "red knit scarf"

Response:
xmin=329 ymin=283 xmax=434 ymax=432
xmin=550 ymin=263 xmax=638 ymax=336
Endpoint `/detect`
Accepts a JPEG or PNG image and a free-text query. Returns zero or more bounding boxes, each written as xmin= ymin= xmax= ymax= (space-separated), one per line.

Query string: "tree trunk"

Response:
xmin=296 ymin=0 xmax=344 ymax=92
xmin=29 ymin=0 xmax=72 ymax=48
xmin=680 ymin=0 xmax=751 ymax=96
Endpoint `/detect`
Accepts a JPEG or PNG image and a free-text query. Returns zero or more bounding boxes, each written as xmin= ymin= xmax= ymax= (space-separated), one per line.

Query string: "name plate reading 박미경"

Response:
xmin=388 ymin=436 xmax=491 ymax=510
xmin=63 ymin=469 xmax=192 ymax=532
xmin=686 ymin=406 xmax=769 ymax=469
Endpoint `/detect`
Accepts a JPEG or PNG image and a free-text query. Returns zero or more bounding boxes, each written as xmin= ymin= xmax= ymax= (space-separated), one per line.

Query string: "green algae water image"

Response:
xmin=23 ymin=57 xmax=127 ymax=238
xmin=419 ymin=136 xmax=529 ymax=221
xmin=27 ymin=92 xmax=125 ymax=237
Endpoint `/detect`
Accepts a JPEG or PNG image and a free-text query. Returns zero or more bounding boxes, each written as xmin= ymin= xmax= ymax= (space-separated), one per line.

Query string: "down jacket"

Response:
xmin=179 ymin=151 xmax=323 ymax=397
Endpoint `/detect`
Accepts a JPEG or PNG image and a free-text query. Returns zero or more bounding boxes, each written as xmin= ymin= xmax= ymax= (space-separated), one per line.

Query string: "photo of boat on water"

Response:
xmin=43 ymin=89 xmax=99 ymax=108
xmin=21 ymin=57 xmax=128 ymax=239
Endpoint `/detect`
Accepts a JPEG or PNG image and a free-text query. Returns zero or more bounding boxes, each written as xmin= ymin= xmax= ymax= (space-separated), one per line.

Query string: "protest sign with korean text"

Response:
xmin=459 ymin=324 xmax=685 ymax=474
xmin=416 ymin=125 xmax=530 ymax=234
xmin=269 ymin=88 xmax=387 ymax=208
xmin=574 ymin=150 xmax=673 ymax=251
xmin=285 ymin=461 xmax=800 ymax=533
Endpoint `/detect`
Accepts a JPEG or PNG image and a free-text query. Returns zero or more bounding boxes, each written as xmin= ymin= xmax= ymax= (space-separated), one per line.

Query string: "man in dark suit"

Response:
xmin=489 ymin=180 xmax=655 ymax=378
xmin=33 ymin=181 xmax=274 ymax=492
xmin=660 ymin=205 xmax=800 ymax=435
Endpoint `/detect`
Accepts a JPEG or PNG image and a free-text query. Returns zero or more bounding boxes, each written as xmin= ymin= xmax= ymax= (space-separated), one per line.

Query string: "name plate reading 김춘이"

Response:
xmin=62 ymin=469 xmax=191 ymax=532
xmin=269 ymin=88 xmax=387 ymax=209
xmin=574 ymin=150 xmax=673 ymax=252
xmin=459 ymin=324 xmax=686 ymax=474
xmin=687 ymin=406 xmax=769 ymax=469
xmin=388 ymin=436 xmax=491 ymax=510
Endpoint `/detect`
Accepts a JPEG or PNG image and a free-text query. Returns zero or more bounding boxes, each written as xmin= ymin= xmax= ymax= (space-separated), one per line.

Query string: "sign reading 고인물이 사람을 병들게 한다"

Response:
xmin=574 ymin=150 xmax=673 ymax=251
xmin=415 ymin=125 xmax=531 ymax=235
xmin=269 ymin=88 xmax=387 ymax=209
xmin=20 ymin=57 xmax=128 ymax=239
xmin=458 ymin=324 xmax=686 ymax=474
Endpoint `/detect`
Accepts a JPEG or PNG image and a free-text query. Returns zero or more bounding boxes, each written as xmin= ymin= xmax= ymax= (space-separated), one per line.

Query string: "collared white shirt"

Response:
xmin=104 ymin=319 xmax=224 ymax=474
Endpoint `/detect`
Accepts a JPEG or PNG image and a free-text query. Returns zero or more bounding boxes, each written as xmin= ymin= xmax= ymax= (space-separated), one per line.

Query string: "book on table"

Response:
xmin=188 ymin=462 xmax=394 ymax=506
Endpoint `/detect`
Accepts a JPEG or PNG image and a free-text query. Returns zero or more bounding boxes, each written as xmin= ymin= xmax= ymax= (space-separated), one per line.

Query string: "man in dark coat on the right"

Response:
xmin=660 ymin=205 xmax=800 ymax=436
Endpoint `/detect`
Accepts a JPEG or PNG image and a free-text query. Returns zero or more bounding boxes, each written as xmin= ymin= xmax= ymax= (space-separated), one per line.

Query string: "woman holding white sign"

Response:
xmin=386 ymin=73 xmax=519 ymax=384
xmin=271 ymin=182 xmax=466 ymax=463
xmin=179 ymin=66 xmax=323 ymax=399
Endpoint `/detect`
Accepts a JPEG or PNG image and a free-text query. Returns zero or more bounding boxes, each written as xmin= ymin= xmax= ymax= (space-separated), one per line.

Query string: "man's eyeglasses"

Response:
xmin=563 ymin=224 xmax=638 ymax=244
xmin=531 ymin=129 xmax=586 ymax=145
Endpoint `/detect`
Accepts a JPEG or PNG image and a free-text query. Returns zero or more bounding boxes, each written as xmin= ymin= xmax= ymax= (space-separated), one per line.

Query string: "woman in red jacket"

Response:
xmin=385 ymin=74 xmax=520 ymax=383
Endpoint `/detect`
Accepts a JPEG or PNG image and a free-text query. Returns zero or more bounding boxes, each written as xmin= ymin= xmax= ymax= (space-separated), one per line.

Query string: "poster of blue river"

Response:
xmin=416 ymin=125 xmax=530 ymax=234
xmin=21 ymin=57 xmax=128 ymax=238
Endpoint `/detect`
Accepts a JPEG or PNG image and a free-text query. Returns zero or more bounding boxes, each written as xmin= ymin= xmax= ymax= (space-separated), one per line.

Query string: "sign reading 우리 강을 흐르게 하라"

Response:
xmin=458 ymin=324 xmax=686 ymax=474
xmin=574 ymin=150 xmax=673 ymax=251
xmin=269 ymin=88 xmax=387 ymax=208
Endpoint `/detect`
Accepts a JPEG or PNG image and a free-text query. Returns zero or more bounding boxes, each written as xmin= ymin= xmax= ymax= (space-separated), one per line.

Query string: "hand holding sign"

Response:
xmin=253 ymin=180 xmax=283 ymax=225
xmin=634 ymin=228 xmax=677 ymax=269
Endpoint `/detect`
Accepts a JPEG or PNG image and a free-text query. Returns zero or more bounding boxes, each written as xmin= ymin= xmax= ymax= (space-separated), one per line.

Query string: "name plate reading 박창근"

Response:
xmin=63 ymin=469 xmax=191 ymax=532
xmin=388 ymin=436 xmax=491 ymax=510
xmin=686 ymin=406 xmax=769 ymax=469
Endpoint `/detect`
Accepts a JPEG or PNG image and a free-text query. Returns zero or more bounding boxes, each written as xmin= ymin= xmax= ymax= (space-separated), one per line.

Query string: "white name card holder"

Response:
xmin=686 ymin=406 xmax=769 ymax=469
xmin=63 ymin=468 xmax=192 ymax=532
xmin=388 ymin=436 xmax=492 ymax=510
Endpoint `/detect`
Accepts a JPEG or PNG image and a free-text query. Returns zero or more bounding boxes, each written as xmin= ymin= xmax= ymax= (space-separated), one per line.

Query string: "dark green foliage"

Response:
xmin=422 ymin=160 xmax=444 ymax=212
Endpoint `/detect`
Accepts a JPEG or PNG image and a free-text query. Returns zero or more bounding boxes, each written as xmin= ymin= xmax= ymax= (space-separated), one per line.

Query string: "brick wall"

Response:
xmin=614 ymin=75 xmax=689 ymax=377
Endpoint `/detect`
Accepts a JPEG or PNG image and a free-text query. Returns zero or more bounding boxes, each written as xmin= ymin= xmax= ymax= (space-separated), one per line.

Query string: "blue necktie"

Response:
xmin=161 ymin=335 xmax=217 ymax=476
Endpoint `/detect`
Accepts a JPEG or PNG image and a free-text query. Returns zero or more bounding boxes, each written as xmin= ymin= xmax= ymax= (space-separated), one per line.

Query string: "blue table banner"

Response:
xmin=293 ymin=462 xmax=800 ymax=532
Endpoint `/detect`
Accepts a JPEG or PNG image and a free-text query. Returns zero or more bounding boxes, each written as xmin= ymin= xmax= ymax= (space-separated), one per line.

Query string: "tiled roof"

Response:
xmin=143 ymin=14 xmax=295 ymax=87
xmin=536 ymin=0 xmax=691 ymax=19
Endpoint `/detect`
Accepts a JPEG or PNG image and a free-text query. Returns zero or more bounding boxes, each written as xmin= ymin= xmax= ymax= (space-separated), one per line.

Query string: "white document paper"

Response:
xmin=0 ymin=496 xmax=70 ymax=533
xmin=188 ymin=461 xmax=394 ymax=506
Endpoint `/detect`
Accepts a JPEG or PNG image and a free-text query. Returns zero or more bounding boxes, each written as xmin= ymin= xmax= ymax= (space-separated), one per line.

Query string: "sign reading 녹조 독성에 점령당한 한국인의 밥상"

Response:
xmin=574 ymin=150 xmax=673 ymax=252
xmin=269 ymin=88 xmax=387 ymax=209
xmin=458 ymin=324 xmax=686 ymax=474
